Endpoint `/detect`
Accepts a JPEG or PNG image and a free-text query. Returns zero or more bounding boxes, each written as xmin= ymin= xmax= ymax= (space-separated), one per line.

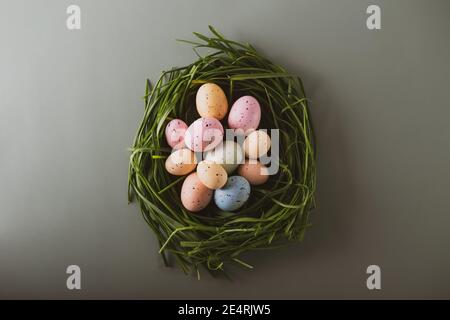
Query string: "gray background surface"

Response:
xmin=1 ymin=0 xmax=449 ymax=299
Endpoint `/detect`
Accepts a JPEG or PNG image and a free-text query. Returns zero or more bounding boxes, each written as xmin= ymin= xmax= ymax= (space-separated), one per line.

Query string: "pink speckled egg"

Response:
xmin=185 ymin=117 xmax=224 ymax=152
xmin=228 ymin=96 xmax=261 ymax=132
xmin=181 ymin=172 xmax=213 ymax=212
xmin=165 ymin=119 xmax=188 ymax=149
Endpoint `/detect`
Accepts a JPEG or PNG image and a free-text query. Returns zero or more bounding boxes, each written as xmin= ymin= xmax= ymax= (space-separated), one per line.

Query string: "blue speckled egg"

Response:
xmin=214 ymin=176 xmax=251 ymax=211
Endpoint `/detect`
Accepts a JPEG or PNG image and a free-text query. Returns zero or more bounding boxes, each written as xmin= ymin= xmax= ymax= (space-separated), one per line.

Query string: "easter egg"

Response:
xmin=228 ymin=96 xmax=261 ymax=132
xmin=185 ymin=117 xmax=224 ymax=152
xmin=196 ymin=83 xmax=228 ymax=120
xmin=243 ymin=130 xmax=271 ymax=159
xmin=181 ymin=172 xmax=213 ymax=212
xmin=165 ymin=119 xmax=188 ymax=149
xmin=165 ymin=148 xmax=197 ymax=176
xmin=197 ymin=160 xmax=227 ymax=189
xmin=204 ymin=140 xmax=244 ymax=174
xmin=238 ymin=160 xmax=269 ymax=185
xmin=214 ymin=176 xmax=251 ymax=211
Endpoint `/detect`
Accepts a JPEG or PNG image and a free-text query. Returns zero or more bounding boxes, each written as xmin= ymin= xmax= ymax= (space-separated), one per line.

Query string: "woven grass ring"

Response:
xmin=128 ymin=26 xmax=316 ymax=278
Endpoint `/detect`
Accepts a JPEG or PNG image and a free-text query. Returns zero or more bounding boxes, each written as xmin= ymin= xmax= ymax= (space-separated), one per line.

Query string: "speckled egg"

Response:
xmin=180 ymin=172 xmax=213 ymax=212
xmin=165 ymin=148 xmax=197 ymax=176
xmin=214 ymin=176 xmax=251 ymax=211
xmin=238 ymin=160 xmax=269 ymax=185
xmin=185 ymin=117 xmax=224 ymax=152
xmin=196 ymin=160 xmax=228 ymax=189
xmin=165 ymin=119 xmax=188 ymax=149
xmin=243 ymin=130 xmax=271 ymax=159
xmin=204 ymin=140 xmax=244 ymax=174
xmin=196 ymin=83 xmax=228 ymax=120
xmin=228 ymin=96 xmax=261 ymax=132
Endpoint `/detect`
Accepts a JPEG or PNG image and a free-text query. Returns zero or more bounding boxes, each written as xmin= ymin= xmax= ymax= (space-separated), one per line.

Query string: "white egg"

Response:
xmin=243 ymin=130 xmax=271 ymax=159
xmin=204 ymin=141 xmax=244 ymax=174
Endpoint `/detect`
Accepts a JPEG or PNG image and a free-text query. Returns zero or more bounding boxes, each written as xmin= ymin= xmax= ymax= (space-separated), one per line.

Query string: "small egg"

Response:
xmin=204 ymin=140 xmax=244 ymax=174
xmin=243 ymin=130 xmax=271 ymax=159
xmin=181 ymin=172 xmax=213 ymax=212
xmin=196 ymin=83 xmax=228 ymax=120
xmin=197 ymin=160 xmax=227 ymax=189
xmin=185 ymin=117 xmax=224 ymax=152
xmin=165 ymin=148 xmax=197 ymax=176
xmin=228 ymin=96 xmax=261 ymax=132
xmin=214 ymin=176 xmax=251 ymax=211
xmin=165 ymin=119 xmax=188 ymax=149
xmin=238 ymin=160 xmax=269 ymax=185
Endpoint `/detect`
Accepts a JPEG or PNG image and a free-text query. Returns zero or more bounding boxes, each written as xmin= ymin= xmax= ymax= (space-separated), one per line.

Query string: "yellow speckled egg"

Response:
xmin=243 ymin=130 xmax=271 ymax=159
xmin=196 ymin=160 xmax=228 ymax=189
xmin=238 ymin=159 xmax=269 ymax=185
xmin=165 ymin=148 xmax=197 ymax=176
xmin=196 ymin=83 xmax=228 ymax=120
xmin=181 ymin=172 xmax=213 ymax=212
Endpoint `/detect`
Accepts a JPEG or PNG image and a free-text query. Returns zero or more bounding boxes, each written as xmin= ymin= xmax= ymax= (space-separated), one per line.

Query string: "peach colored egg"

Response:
xmin=228 ymin=96 xmax=261 ymax=132
xmin=165 ymin=119 xmax=188 ymax=149
xmin=180 ymin=172 xmax=213 ymax=212
xmin=243 ymin=130 xmax=271 ymax=159
xmin=196 ymin=160 xmax=228 ymax=189
xmin=185 ymin=117 xmax=224 ymax=152
xmin=196 ymin=83 xmax=228 ymax=120
xmin=165 ymin=148 xmax=197 ymax=176
xmin=238 ymin=160 xmax=269 ymax=185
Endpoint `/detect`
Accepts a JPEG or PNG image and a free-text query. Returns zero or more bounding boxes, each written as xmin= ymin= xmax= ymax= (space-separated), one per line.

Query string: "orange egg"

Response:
xmin=196 ymin=160 xmax=228 ymax=189
xmin=165 ymin=148 xmax=197 ymax=176
xmin=196 ymin=83 xmax=228 ymax=120
xmin=238 ymin=160 xmax=269 ymax=185
xmin=180 ymin=173 xmax=213 ymax=212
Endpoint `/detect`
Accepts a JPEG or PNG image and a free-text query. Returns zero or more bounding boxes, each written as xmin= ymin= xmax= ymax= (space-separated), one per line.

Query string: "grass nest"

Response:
xmin=128 ymin=26 xmax=316 ymax=278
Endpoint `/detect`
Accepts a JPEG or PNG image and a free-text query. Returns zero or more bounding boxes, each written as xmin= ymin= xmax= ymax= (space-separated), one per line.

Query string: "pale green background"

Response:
xmin=1 ymin=0 xmax=449 ymax=299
